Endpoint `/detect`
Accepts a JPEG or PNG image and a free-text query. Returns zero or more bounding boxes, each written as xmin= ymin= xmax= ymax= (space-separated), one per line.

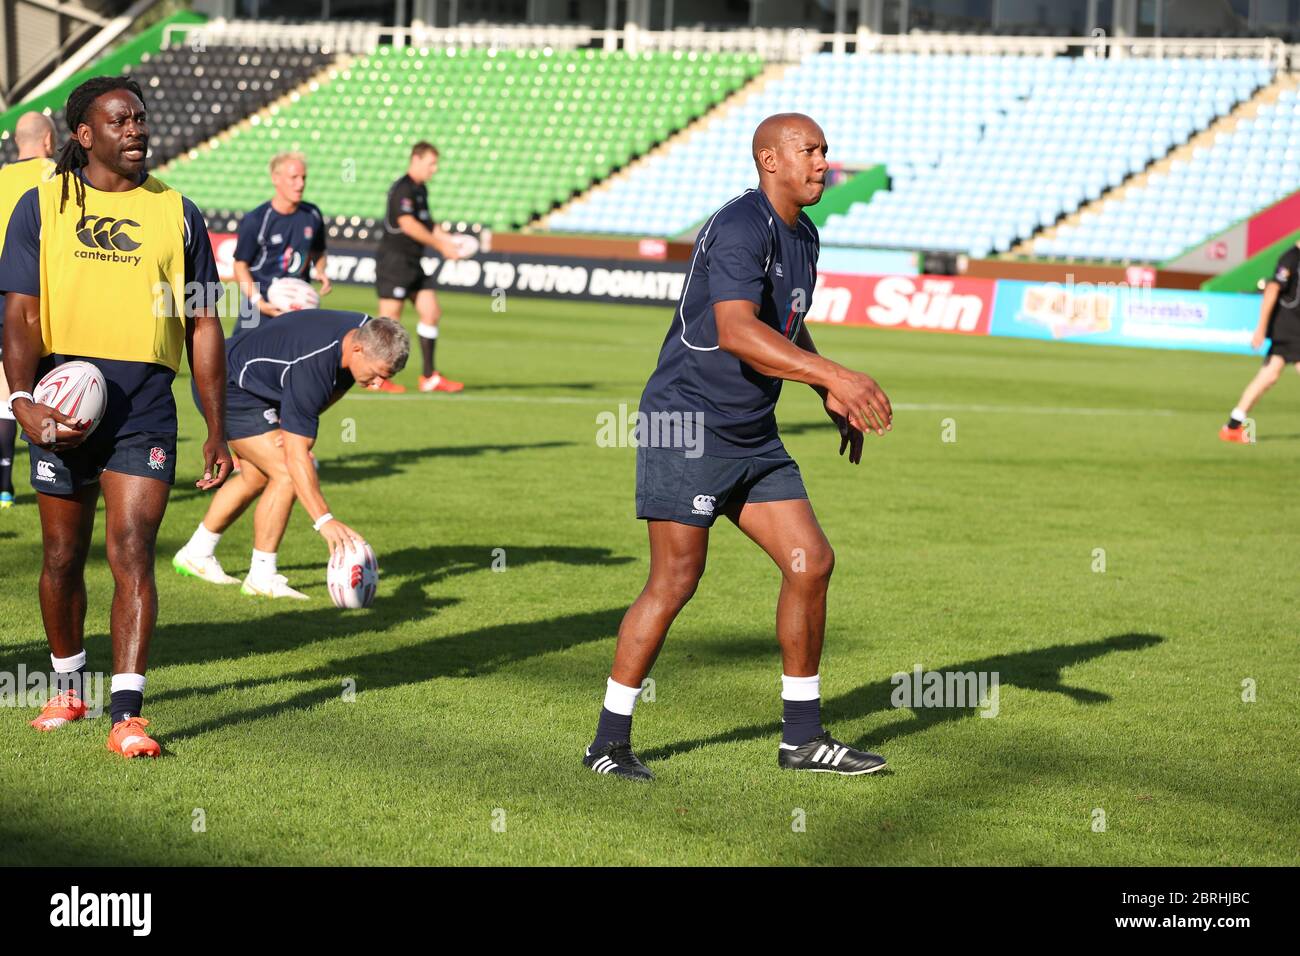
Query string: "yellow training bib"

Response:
xmin=0 ymin=156 xmax=54 ymax=257
xmin=36 ymin=173 xmax=188 ymax=370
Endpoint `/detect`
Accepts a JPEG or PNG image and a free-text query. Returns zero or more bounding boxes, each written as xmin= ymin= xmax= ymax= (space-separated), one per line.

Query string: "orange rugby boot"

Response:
xmin=419 ymin=372 xmax=464 ymax=393
xmin=30 ymin=689 xmax=89 ymax=731
xmin=106 ymin=716 xmax=162 ymax=759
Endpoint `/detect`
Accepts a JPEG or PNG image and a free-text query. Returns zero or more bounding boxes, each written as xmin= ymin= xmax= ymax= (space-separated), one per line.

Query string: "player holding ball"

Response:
xmin=174 ymin=312 xmax=408 ymax=598
xmin=232 ymin=151 xmax=330 ymax=333
xmin=0 ymin=77 xmax=230 ymax=758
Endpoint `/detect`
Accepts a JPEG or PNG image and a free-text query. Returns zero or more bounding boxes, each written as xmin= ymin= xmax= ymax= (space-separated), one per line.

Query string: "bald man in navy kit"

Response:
xmin=583 ymin=113 xmax=895 ymax=781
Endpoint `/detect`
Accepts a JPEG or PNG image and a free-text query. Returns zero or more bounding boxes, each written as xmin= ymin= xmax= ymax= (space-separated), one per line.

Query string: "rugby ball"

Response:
xmin=32 ymin=361 xmax=107 ymax=440
xmin=449 ymin=232 xmax=480 ymax=258
xmin=327 ymin=539 xmax=378 ymax=609
xmin=266 ymin=277 xmax=320 ymax=312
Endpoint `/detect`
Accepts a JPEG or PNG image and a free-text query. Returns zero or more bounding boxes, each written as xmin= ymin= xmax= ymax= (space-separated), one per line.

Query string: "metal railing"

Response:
xmin=162 ymin=19 xmax=386 ymax=54
xmin=162 ymin=20 xmax=1290 ymax=68
xmin=161 ymin=19 xmax=598 ymax=54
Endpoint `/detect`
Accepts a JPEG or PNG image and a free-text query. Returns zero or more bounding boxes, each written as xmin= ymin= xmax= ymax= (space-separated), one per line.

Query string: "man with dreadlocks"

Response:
xmin=0 ymin=76 xmax=231 ymax=758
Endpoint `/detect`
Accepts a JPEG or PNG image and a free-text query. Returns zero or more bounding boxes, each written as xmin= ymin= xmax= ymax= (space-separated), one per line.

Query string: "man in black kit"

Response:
xmin=1219 ymin=242 xmax=1300 ymax=443
xmin=375 ymin=141 xmax=465 ymax=394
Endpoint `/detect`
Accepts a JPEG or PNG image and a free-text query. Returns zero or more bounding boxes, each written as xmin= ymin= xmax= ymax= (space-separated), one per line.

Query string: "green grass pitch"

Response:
xmin=1 ymin=284 xmax=1297 ymax=865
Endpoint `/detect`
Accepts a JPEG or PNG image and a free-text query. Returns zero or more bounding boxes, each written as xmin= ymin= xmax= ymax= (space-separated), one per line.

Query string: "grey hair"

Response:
xmin=355 ymin=316 xmax=410 ymax=373
xmin=269 ymin=150 xmax=307 ymax=175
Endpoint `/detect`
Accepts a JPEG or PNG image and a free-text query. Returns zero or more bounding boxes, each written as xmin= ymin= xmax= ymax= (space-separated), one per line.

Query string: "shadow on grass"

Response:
xmin=159 ymin=604 xmax=625 ymax=743
xmin=639 ymin=632 xmax=1164 ymax=762
xmin=144 ymin=542 xmax=631 ymax=672
xmin=3 ymin=544 xmax=630 ymax=677
xmin=271 ymin=542 xmax=627 ymax=579
xmin=773 ymin=419 xmax=880 ymax=448
xmin=168 ymin=440 xmax=574 ymax=501
xmin=776 ymin=420 xmax=837 ymax=439
xmin=0 ymin=641 xmax=48 ymax=672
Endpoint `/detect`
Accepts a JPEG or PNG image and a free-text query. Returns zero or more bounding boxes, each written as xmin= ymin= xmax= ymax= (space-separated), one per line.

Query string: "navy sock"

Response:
xmin=110 ymin=689 xmax=144 ymax=725
xmin=0 ymin=418 xmax=15 ymax=495
xmin=782 ymin=697 xmax=824 ymax=746
xmin=590 ymin=707 xmax=633 ymax=752
xmin=421 ymin=338 xmax=436 ymax=377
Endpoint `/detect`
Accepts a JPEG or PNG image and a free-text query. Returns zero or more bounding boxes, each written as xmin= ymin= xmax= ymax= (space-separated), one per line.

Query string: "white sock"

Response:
xmin=1230 ymin=407 xmax=1247 ymax=424
xmin=186 ymin=522 xmax=222 ymax=559
xmin=417 ymin=324 xmax=439 ymax=339
xmin=249 ymin=549 xmax=278 ymax=579
xmin=602 ymin=677 xmax=642 ymax=716
xmin=110 ymin=672 xmax=146 ymax=694
xmin=781 ymin=673 xmax=821 ymax=701
xmin=51 ymin=650 xmax=86 ymax=673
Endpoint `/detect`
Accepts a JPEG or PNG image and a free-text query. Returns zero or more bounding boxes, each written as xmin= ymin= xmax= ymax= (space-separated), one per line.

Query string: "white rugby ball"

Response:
xmin=449 ymin=232 xmax=480 ymax=258
xmin=32 ymin=360 xmax=107 ymax=439
xmin=266 ymin=277 xmax=320 ymax=312
xmin=328 ymin=539 xmax=378 ymax=609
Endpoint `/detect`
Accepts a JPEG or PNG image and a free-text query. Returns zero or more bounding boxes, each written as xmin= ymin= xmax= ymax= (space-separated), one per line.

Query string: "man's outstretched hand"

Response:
xmin=825 ymin=367 xmax=892 ymax=437
xmin=822 ymin=366 xmax=891 ymax=465
xmin=824 ymin=394 xmax=865 ymax=464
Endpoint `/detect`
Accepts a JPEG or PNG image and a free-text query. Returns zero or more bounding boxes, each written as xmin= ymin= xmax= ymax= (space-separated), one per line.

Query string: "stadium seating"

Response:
xmin=549 ymin=52 xmax=1049 ymax=236
xmin=822 ymin=57 xmax=1272 ymax=258
xmin=549 ymin=53 xmax=1273 ymax=259
xmin=0 ymin=46 xmax=334 ymax=169
xmin=159 ymin=47 xmax=761 ymax=233
xmin=1034 ymin=86 xmax=1300 ymax=263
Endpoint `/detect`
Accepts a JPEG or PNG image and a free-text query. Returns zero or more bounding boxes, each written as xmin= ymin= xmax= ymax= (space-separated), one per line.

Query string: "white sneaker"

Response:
xmin=173 ymin=549 xmax=240 ymax=585
xmin=240 ymin=573 xmax=309 ymax=600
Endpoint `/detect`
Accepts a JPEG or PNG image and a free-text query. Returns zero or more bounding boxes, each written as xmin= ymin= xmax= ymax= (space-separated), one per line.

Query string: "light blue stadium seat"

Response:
xmin=551 ymin=53 xmax=1275 ymax=256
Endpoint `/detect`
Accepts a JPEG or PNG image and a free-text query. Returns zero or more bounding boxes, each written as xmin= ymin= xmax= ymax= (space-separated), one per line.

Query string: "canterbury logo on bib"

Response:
xmin=76 ymin=215 xmax=143 ymax=252
xmin=36 ymin=175 xmax=187 ymax=370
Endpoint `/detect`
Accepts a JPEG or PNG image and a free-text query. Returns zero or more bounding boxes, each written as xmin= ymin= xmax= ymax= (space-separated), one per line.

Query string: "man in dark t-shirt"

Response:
xmin=1220 ymin=244 xmax=1300 ymax=443
xmin=233 ymin=151 xmax=329 ymax=326
xmin=639 ymin=185 xmax=821 ymax=458
xmin=581 ymin=114 xmax=895 ymax=782
xmin=175 ymin=311 xmax=409 ymax=598
xmin=375 ymin=141 xmax=463 ymax=393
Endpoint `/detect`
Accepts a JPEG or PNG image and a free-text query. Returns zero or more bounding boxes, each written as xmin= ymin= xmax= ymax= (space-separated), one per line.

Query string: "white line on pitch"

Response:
xmin=344 ymin=394 xmax=1184 ymax=416
xmin=345 ymin=393 xmax=597 ymax=404
xmin=893 ymin=402 xmax=1178 ymax=417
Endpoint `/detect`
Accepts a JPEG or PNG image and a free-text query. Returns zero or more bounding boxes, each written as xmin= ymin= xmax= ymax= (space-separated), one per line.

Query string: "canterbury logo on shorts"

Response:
xmin=76 ymin=215 xmax=142 ymax=252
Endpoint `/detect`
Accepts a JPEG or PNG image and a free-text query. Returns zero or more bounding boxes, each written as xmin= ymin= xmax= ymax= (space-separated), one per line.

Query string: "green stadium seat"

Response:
xmin=160 ymin=48 xmax=762 ymax=231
